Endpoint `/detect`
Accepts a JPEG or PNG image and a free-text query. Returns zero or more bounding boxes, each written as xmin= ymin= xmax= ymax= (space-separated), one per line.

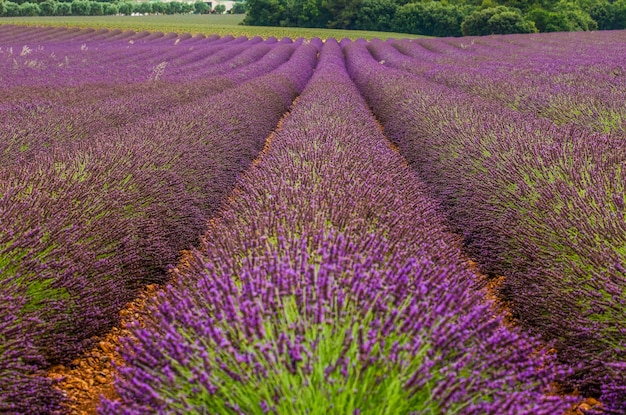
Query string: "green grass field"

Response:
xmin=0 ymin=14 xmax=418 ymax=40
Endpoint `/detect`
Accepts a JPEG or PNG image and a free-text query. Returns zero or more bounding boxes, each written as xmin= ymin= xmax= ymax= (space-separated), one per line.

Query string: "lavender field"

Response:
xmin=0 ymin=25 xmax=624 ymax=414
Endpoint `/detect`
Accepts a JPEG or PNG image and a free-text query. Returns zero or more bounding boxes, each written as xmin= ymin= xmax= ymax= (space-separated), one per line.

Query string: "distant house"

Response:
xmin=213 ymin=0 xmax=235 ymax=11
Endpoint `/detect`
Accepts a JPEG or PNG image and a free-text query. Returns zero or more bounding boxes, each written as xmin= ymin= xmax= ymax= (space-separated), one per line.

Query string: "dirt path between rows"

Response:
xmin=47 ymin=281 xmax=160 ymax=414
xmin=468 ymin=261 xmax=602 ymax=415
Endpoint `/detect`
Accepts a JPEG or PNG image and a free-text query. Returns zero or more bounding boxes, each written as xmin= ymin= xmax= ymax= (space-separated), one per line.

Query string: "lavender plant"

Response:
xmin=384 ymin=33 xmax=626 ymax=135
xmin=101 ymin=39 xmax=570 ymax=415
xmin=1 ymin=39 xmax=298 ymax=168
xmin=344 ymin=38 xmax=626 ymax=411
xmin=0 ymin=281 xmax=64 ymax=413
xmin=0 ymin=29 xmax=317 ymax=411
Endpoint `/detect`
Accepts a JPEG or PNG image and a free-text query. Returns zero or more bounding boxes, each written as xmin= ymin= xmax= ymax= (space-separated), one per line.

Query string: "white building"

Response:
xmin=212 ymin=0 xmax=235 ymax=11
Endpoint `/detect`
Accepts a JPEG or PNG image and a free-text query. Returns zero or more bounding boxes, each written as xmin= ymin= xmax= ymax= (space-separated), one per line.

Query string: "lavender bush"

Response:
xmin=101 ymin=39 xmax=570 ymax=415
xmin=1 ymin=39 xmax=298 ymax=168
xmin=0 ymin=282 xmax=64 ymax=413
xmin=383 ymin=33 xmax=626 ymax=135
xmin=0 ymin=28 xmax=317 ymax=412
xmin=344 ymin=38 xmax=626 ymax=411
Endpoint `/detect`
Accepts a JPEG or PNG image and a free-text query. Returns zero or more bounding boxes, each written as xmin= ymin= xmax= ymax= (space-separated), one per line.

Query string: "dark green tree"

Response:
xmin=320 ymin=0 xmax=359 ymax=28
xmin=393 ymin=2 xmax=471 ymax=36
xmin=136 ymin=1 xmax=152 ymax=13
xmin=3 ymin=2 xmax=20 ymax=15
xmin=354 ymin=0 xmax=397 ymax=32
xmin=116 ymin=2 xmax=132 ymax=14
xmin=588 ymin=0 xmax=626 ymax=29
xmin=526 ymin=8 xmax=570 ymax=31
xmin=103 ymin=2 xmax=117 ymax=14
xmin=152 ymin=2 xmax=167 ymax=13
xmin=243 ymin=0 xmax=285 ymax=25
xmin=553 ymin=2 xmax=597 ymax=30
xmin=587 ymin=0 xmax=615 ymax=29
xmin=194 ymin=1 xmax=209 ymax=13
xmin=54 ymin=1 xmax=70 ymax=14
xmin=461 ymin=5 xmax=537 ymax=35
xmin=166 ymin=1 xmax=182 ymax=13
xmin=231 ymin=1 xmax=245 ymax=13
xmin=180 ymin=2 xmax=194 ymax=12
xmin=526 ymin=5 xmax=596 ymax=31
xmin=284 ymin=0 xmax=330 ymax=27
xmin=214 ymin=3 xmax=226 ymax=13
xmin=39 ymin=0 xmax=57 ymax=15
xmin=71 ymin=0 xmax=90 ymax=15
xmin=501 ymin=0 xmax=554 ymax=12
xmin=19 ymin=2 xmax=41 ymax=15
xmin=89 ymin=1 xmax=103 ymax=15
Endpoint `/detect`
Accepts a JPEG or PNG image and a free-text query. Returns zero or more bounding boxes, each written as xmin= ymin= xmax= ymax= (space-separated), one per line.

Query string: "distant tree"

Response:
xmin=136 ymin=1 xmax=152 ymax=13
xmin=55 ymin=1 xmax=71 ymax=14
xmin=587 ymin=0 xmax=615 ymax=29
xmin=588 ymin=0 xmax=626 ymax=29
xmin=321 ymin=0 xmax=359 ymax=29
xmin=461 ymin=5 xmax=537 ymax=35
xmin=281 ymin=0 xmax=328 ymax=27
xmin=213 ymin=3 xmax=225 ymax=13
xmin=500 ymin=0 xmax=549 ymax=12
xmin=487 ymin=9 xmax=537 ymax=32
xmin=393 ymin=2 xmax=471 ymax=36
xmin=354 ymin=0 xmax=397 ymax=32
xmin=180 ymin=2 xmax=194 ymax=12
xmin=194 ymin=1 xmax=209 ymax=13
xmin=553 ymin=2 xmax=598 ymax=30
xmin=71 ymin=0 xmax=90 ymax=15
xmin=39 ymin=0 xmax=57 ymax=15
xmin=151 ymin=1 xmax=167 ymax=13
xmin=3 ymin=2 xmax=20 ymax=15
xmin=242 ymin=0 xmax=285 ymax=25
xmin=166 ymin=1 xmax=182 ymax=13
xmin=0 ymin=1 xmax=5 ymax=15
xmin=19 ymin=2 xmax=41 ymax=15
xmin=103 ymin=2 xmax=117 ymax=14
xmin=231 ymin=1 xmax=245 ymax=13
xmin=526 ymin=8 xmax=570 ymax=31
xmin=525 ymin=6 xmax=596 ymax=32
xmin=89 ymin=1 xmax=103 ymax=15
xmin=116 ymin=1 xmax=132 ymax=14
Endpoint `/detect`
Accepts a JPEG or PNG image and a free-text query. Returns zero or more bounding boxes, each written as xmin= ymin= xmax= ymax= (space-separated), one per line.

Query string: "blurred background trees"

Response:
xmin=0 ymin=0 xmax=624 ymax=36
xmin=0 ymin=0 xmax=244 ymax=17
xmin=242 ymin=0 xmax=626 ymax=35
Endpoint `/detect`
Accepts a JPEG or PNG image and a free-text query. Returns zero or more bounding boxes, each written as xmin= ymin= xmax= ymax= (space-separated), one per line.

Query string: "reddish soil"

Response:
xmin=467 ymin=260 xmax=603 ymax=415
xmin=47 ymin=282 xmax=160 ymax=414
xmin=46 ymin=250 xmax=193 ymax=414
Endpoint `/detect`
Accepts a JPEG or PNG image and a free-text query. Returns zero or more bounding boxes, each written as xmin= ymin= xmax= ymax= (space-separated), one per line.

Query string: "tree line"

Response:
xmin=243 ymin=0 xmax=626 ymax=36
xmin=0 ymin=0 xmax=246 ymax=17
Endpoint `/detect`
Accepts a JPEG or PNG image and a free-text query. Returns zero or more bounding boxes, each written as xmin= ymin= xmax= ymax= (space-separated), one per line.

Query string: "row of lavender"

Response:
xmin=0 ymin=25 xmax=278 ymax=87
xmin=101 ymin=40 xmax=572 ymax=414
xmin=343 ymin=38 xmax=625 ymax=412
xmin=380 ymin=31 xmax=626 ymax=135
xmin=0 ymin=27 xmax=319 ymax=413
xmin=0 ymin=26 xmax=299 ymax=102
xmin=1 ymin=36 xmax=300 ymax=167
